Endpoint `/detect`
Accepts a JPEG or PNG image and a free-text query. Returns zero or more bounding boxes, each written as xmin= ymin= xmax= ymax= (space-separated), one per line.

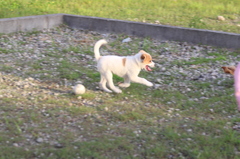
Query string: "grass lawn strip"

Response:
xmin=0 ymin=0 xmax=239 ymax=34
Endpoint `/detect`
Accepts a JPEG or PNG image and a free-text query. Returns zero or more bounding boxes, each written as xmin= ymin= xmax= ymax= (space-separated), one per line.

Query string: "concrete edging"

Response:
xmin=0 ymin=14 xmax=240 ymax=49
xmin=0 ymin=14 xmax=64 ymax=34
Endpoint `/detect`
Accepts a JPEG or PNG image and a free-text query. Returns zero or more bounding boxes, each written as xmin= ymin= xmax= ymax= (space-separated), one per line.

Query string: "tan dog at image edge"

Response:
xmin=222 ymin=66 xmax=236 ymax=75
xmin=94 ymin=39 xmax=155 ymax=93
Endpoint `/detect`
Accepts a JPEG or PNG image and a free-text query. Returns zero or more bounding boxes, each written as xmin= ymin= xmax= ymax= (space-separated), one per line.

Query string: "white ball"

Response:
xmin=73 ymin=84 xmax=86 ymax=95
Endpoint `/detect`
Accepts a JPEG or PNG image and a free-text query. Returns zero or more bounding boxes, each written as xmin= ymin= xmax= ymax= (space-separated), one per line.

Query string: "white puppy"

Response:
xmin=94 ymin=39 xmax=155 ymax=93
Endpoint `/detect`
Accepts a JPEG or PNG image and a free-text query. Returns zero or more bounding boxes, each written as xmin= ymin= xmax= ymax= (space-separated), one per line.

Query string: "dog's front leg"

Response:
xmin=130 ymin=76 xmax=153 ymax=87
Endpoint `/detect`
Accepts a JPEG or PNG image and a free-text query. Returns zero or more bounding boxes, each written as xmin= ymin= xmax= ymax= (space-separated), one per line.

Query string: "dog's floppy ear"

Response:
xmin=141 ymin=54 xmax=146 ymax=61
xmin=140 ymin=50 xmax=147 ymax=61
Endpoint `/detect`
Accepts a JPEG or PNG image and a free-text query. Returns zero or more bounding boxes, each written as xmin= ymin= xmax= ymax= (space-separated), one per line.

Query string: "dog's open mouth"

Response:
xmin=146 ymin=65 xmax=152 ymax=71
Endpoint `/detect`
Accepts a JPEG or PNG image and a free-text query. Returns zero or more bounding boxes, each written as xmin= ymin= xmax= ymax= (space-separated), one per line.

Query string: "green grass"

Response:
xmin=0 ymin=25 xmax=240 ymax=158
xmin=171 ymin=51 xmax=229 ymax=66
xmin=183 ymin=56 xmax=227 ymax=65
xmin=0 ymin=65 xmax=16 ymax=74
xmin=57 ymin=60 xmax=82 ymax=80
xmin=0 ymin=0 xmax=239 ymax=33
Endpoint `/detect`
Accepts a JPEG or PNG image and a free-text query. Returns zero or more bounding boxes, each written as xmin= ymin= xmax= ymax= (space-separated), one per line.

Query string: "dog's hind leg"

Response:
xmin=105 ymin=71 xmax=122 ymax=93
xmin=99 ymin=75 xmax=112 ymax=93
xmin=119 ymin=76 xmax=131 ymax=88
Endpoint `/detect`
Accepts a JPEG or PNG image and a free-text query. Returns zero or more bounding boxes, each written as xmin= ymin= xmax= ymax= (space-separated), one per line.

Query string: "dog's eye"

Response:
xmin=149 ymin=60 xmax=152 ymax=62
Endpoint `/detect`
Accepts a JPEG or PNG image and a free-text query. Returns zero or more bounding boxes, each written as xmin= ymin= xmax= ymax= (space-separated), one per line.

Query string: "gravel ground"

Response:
xmin=0 ymin=24 xmax=239 ymax=109
xmin=0 ymin=25 xmax=240 ymax=158
xmin=0 ymin=25 xmax=239 ymax=87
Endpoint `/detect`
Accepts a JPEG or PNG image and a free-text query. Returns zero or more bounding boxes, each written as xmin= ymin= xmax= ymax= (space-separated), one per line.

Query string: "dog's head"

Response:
xmin=222 ymin=66 xmax=236 ymax=75
xmin=139 ymin=50 xmax=155 ymax=71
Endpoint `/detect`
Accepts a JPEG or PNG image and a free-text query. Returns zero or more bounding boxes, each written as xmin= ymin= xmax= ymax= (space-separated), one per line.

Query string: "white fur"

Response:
xmin=94 ymin=39 xmax=154 ymax=93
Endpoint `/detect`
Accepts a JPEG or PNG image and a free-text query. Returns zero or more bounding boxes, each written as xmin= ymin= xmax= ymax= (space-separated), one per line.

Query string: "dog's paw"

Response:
xmin=113 ymin=87 xmax=122 ymax=93
xmin=146 ymin=82 xmax=153 ymax=87
xmin=119 ymin=83 xmax=130 ymax=88
xmin=104 ymin=89 xmax=112 ymax=93
xmin=101 ymin=87 xmax=112 ymax=93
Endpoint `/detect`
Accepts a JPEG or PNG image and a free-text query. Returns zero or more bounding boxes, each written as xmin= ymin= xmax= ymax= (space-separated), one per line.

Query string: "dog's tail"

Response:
xmin=94 ymin=39 xmax=107 ymax=61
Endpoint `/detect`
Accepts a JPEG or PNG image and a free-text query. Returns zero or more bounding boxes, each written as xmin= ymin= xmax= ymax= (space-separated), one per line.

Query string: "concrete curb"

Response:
xmin=0 ymin=14 xmax=240 ymax=49
xmin=63 ymin=14 xmax=240 ymax=49
xmin=0 ymin=14 xmax=63 ymax=34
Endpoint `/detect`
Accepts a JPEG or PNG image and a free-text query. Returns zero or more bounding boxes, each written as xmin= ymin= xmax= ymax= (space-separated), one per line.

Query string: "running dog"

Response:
xmin=94 ymin=39 xmax=154 ymax=93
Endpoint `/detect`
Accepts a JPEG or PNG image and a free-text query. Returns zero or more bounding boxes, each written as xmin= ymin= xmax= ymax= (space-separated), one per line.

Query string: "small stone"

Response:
xmin=13 ymin=143 xmax=19 ymax=147
xmin=217 ymin=16 xmax=225 ymax=21
xmin=45 ymin=40 xmax=52 ymax=43
xmin=186 ymin=88 xmax=191 ymax=91
xmin=186 ymin=138 xmax=192 ymax=141
xmin=23 ymin=84 xmax=29 ymax=89
xmin=54 ymin=143 xmax=64 ymax=148
xmin=165 ymin=72 xmax=171 ymax=76
xmin=156 ymin=79 xmax=162 ymax=83
xmin=161 ymin=67 xmax=166 ymax=71
xmin=194 ymin=98 xmax=199 ymax=102
xmin=27 ymin=77 xmax=34 ymax=81
xmin=154 ymin=84 xmax=161 ymax=89
xmin=122 ymin=37 xmax=132 ymax=43
xmin=36 ymin=138 xmax=44 ymax=143
xmin=211 ymin=72 xmax=218 ymax=76
xmin=85 ymin=55 xmax=92 ymax=59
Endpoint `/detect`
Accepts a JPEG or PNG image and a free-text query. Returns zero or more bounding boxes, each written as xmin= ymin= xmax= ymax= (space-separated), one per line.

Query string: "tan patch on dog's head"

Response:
xmin=140 ymin=50 xmax=152 ymax=64
xmin=122 ymin=58 xmax=126 ymax=66
xmin=222 ymin=66 xmax=236 ymax=75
